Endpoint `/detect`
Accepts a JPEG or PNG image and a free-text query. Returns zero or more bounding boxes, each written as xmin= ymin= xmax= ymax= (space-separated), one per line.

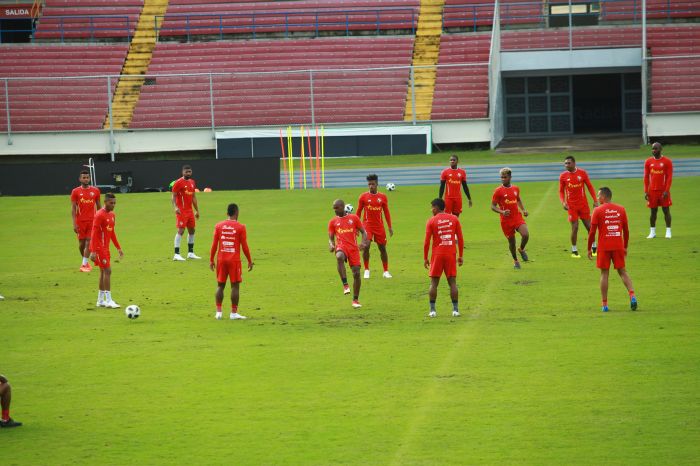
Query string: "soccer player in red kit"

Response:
xmin=491 ymin=167 xmax=529 ymax=269
xmin=559 ymin=156 xmax=598 ymax=258
xmin=171 ymin=164 xmax=201 ymax=261
xmin=89 ymin=193 xmax=123 ymax=308
xmin=210 ymin=203 xmax=254 ymax=320
xmin=644 ymin=142 xmax=673 ymax=239
xmin=70 ymin=170 xmax=101 ymax=272
xmin=357 ymin=174 xmax=393 ymax=279
xmin=0 ymin=374 xmax=21 ymax=428
xmin=328 ymin=199 xmax=369 ymax=309
xmin=439 ymin=155 xmax=472 ymax=216
xmin=424 ymin=198 xmax=464 ymax=318
xmin=587 ymin=187 xmax=637 ymax=312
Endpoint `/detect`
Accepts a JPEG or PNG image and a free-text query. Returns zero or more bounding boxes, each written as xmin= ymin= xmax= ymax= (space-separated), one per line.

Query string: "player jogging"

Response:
xmin=172 ymin=165 xmax=201 ymax=261
xmin=328 ymin=199 xmax=369 ymax=309
xmin=70 ymin=170 xmax=101 ymax=272
xmin=90 ymin=193 xmax=124 ymax=308
xmin=439 ymin=155 xmax=472 ymax=217
xmin=587 ymin=187 xmax=637 ymax=312
xmin=424 ymin=198 xmax=464 ymax=318
xmin=559 ymin=156 xmax=598 ymax=258
xmin=357 ymin=174 xmax=393 ymax=279
xmin=210 ymin=203 xmax=253 ymax=320
xmin=644 ymin=142 xmax=673 ymax=239
xmin=491 ymin=167 xmax=529 ymax=269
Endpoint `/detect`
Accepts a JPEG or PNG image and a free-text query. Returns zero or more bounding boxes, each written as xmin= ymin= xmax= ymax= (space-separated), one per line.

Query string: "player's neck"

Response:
xmin=653 ymin=155 xmax=662 ymax=159
xmin=81 ymin=184 xmax=90 ymax=188
xmin=567 ymin=168 xmax=576 ymax=173
xmin=502 ymin=183 xmax=511 ymax=188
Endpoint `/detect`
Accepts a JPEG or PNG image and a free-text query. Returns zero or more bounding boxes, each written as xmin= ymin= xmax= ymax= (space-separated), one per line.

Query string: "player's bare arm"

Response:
xmin=328 ymin=233 xmax=336 ymax=253
xmin=193 ymin=194 xmax=200 ymax=219
xmin=518 ymin=198 xmax=528 ymax=217
xmin=171 ymin=192 xmax=180 ymax=215
xmin=358 ymin=226 xmax=369 ymax=251
xmin=438 ymin=180 xmax=446 ymax=199
xmin=491 ymin=201 xmax=509 ymax=216
xmin=461 ymin=180 xmax=473 ymax=208
xmin=71 ymin=201 xmax=79 ymax=233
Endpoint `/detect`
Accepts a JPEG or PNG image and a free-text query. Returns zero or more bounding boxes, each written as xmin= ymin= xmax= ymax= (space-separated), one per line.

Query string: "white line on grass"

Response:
xmin=389 ymin=182 xmax=557 ymax=465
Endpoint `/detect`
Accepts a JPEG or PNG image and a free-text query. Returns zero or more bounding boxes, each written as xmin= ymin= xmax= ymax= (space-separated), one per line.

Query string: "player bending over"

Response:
xmin=70 ymin=170 xmax=101 ymax=272
xmin=90 ymin=193 xmax=124 ymax=308
xmin=559 ymin=156 xmax=598 ymax=258
xmin=644 ymin=142 xmax=673 ymax=239
xmin=424 ymin=198 xmax=464 ymax=318
xmin=439 ymin=154 xmax=472 ymax=217
xmin=172 ymin=165 xmax=201 ymax=261
xmin=587 ymin=187 xmax=637 ymax=312
xmin=210 ymin=203 xmax=253 ymax=320
xmin=328 ymin=199 xmax=369 ymax=309
xmin=357 ymin=174 xmax=393 ymax=279
xmin=491 ymin=167 xmax=529 ymax=269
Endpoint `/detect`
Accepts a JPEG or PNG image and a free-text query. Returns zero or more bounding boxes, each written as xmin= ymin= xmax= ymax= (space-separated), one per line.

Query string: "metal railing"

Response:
xmin=0 ymin=15 xmax=132 ymax=44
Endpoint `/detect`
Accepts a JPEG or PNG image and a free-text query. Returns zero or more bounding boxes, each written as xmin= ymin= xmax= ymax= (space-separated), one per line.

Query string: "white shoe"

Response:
xmin=351 ymin=300 xmax=362 ymax=308
xmin=230 ymin=312 xmax=247 ymax=320
xmin=173 ymin=254 xmax=186 ymax=261
xmin=363 ymin=269 xmax=370 ymax=279
xmin=665 ymin=230 xmax=672 ymax=239
xmin=429 ymin=310 xmax=437 ymax=318
xmin=104 ymin=300 xmax=120 ymax=308
xmin=382 ymin=271 xmax=392 ymax=278
xmin=452 ymin=310 xmax=461 ymax=317
xmin=96 ymin=300 xmax=105 ymax=307
xmin=215 ymin=311 xmax=222 ymax=320
xmin=187 ymin=252 xmax=201 ymax=259
xmin=0 ymin=295 xmax=4 ymax=300
xmin=646 ymin=232 xmax=655 ymax=239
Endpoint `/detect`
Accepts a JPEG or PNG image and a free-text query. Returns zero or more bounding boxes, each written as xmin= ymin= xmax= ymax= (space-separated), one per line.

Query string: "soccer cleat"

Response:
xmin=351 ymin=300 xmax=362 ymax=308
xmin=570 ymin=251 xmax=581 ymax=259
xmin=602 ymin=305 xmax=609 ymax=312
xmin=173 ymin=254 xmax=186 ymax=261
xmin=646 ymin=232 xmax=656 ymax=239
xmin=630 ymin=296 xmax=638 ymax=311
xmin=665 ymin=230 xmax=672 ymax=239
xmin=382 ymin=271 xmax=393 ymax=278
xmin=215 ymin=311 xmax=222 ymax=320
xmin=230 ymin=312 xmax=247 ymax=320
xmin=104 ymin=300 xmax=120 ymax=309
xmin=452 ymin=310 xmax=461 ymax=317
xmin=428 ymin=310 xmax=437 ymax=318
xmin=513 ymin=261 xmax=521 ymax=270
xmin=96 ymin=300 xmax=105 ymax=307
xmin=187 ymin=252 xmax=201 ymax=259
xmin=591 ymin=250 xmax=598 ymax=257
xmin=518 ymin=248 xmax=529 ymax=262
xmin=79 ymin=264 xmax=91 ymax=272
xmin=343 ymin=284 xmax=351 ymax=295
xmin=0 ymin=294 xmax=4 ymax=300
xmin=363 ymin=269 xmax=370 ymax=279
xmin=0 ymin=418 xmax=22 ymax=428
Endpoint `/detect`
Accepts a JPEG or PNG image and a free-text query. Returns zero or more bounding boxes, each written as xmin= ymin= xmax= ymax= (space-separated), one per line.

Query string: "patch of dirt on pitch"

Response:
xmin=514 ymin=280 xmax=537 ymax=286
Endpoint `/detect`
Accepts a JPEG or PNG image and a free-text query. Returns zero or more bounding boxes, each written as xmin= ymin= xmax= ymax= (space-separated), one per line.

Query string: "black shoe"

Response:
xmin=518 ymin=248 xmax=529 ymax=262
xmin=0 ymin=418 xmax=22 ymax=428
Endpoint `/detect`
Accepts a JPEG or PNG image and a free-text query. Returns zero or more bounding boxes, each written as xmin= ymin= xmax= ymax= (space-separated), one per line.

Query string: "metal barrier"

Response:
xmin=0 ymin=15 xmax=132 ymax=44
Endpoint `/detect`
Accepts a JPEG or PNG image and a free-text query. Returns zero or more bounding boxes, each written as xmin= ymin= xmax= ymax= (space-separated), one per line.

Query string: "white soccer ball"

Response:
xmin=386 ymin=182 xmax=396 ymax=191
xmin=344 ymin=203 xmax=354 ymax=213
xmin=125 ymin=304 xmax=140 ymax=319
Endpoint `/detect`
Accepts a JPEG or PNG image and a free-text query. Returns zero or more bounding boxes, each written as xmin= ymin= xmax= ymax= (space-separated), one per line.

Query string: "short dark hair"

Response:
xmin=431 ymin=198 xmax=445 ymax=210
xmin=105 ymin=193 xmax=116 ymax=200
xmin=182 ymin=164 xmax=192 ymax=171
xmin=450 ymin=154 xmax=459 ymax=161
xmin=598 ymin=187 xmax=612 ymax=200
xmin=80 ymin=170 xmax=90 ymax=176
xmin=564 ymin=155 xmax=575 ymax=162
xmin=227 ymin=203 xmax=239 ymax=217
xmin=366 ymin=173 xmax=378 ymax=182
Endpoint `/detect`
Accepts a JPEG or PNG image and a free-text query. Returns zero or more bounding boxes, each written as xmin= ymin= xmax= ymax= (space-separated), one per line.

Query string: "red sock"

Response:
xmin=216 ymin=303 xmax=222 ymax=312
xmin=231 ymin=305 xmax=238 ymax=313
xmin=629 ymin=290 xmax=635 ymax=297
xmin=2 ymin=409 xmax=9 ymax=421
xmin=602 ymin=300 xmax=608 ymax=306
xmin=363 ymin=259 xmax=369 ymax=270
xmin=382 ymin=261 xmax=388 ymax=272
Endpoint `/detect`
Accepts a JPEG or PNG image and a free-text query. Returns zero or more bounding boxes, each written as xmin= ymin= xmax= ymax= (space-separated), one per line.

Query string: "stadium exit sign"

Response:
xmin=1 ymin=4 xmax=32 ymax=18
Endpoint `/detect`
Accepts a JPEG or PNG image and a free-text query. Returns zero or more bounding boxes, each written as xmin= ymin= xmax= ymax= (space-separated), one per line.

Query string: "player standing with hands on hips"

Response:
xmin=172 ymin=165 xmax=201 ymax=261
xmin=90 ymin=193 xmax=123 ymax=308
xmin=328 ymin=199 xmax=369 ymax=309
xmin=644 ymin=142 xmax=673 ymax=239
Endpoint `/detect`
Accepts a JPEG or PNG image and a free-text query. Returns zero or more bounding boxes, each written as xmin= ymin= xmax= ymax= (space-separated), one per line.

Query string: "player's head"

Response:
xmin=651 ymin=142 xmax=662 ymax=158
xmin=449 ymin=155 xmax=458 ymax=168
xmin=333 ymin=199 xmax=345 ymax=216
xmin=104 ymin=193 xmax=116 ymax=211
xmin=79 ymin=170 xmax=91 ymax=186
xmin=499 ymin=167 xmax=512 ymax=185
xmin=564 ymin=156 xmax=576 ymax=171
xmin=431 ymin=198 xmax=445 ymax=215
xmin=366 ymin=173 xmax=378 ymax=193
xmin=227 ymin=203 xmax=239 ymax=218
xmin=597 ymin=187 xmax=612 ymax=204
xmin=182 ymin=165 xmax=193 ymax=179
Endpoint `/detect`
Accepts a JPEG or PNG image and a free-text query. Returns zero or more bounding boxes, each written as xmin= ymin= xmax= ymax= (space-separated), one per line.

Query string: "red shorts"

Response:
xmin=445 ymin=197 xmax=462 ymax=216
xmin=176 ymin=212 xmax=196 ymax=229
xmin=216 ymin=259 xmax=242 ymax=283
xmin=429 ymin=254 xmax=457 ymax=278
xmin=337 ymin=245 xmax=361 ymax=267
xmin=92 ymin=249 xmax=110 ymax=269
xmin=567 ymin=203 xmax=591 ymax=222
xmin=646 ymin=190 xmax=672 ymax=208
xmin=76 ymin=220 xmax=93 ymax=240
xmin=500 ymin=219 xmax=526 ymax=238
xmin=365 ymin=226 xmax=387 ymax=245
xmin=596 ymin=249 xmax=626 ymax=270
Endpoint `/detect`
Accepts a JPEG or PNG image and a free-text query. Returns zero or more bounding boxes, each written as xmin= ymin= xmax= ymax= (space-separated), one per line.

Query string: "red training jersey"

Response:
xmin=559 ymin=168 xmax=596 ymax=206
xmin=644 ymin=156 xmax=673 ymax=192
xmin=328 ymin=214 xmax=363 ymax=251
xmin=90 ymin=208 xmax=121 ymax=252
xmin=492 ymin=184 xmax=524 ymax=223
xmin=357 ymin=192 xmax=392 ymax=229
xmin=172 ymin=177 xmax=197 ymax=212
xmin=210 ymin=219 xmax=252 ymax=264
xmin=440 ymin=168 xmax=467 ymax=199
xmin=588 ymin=203 xmax=629 ymax=252
xmin=71 ymin=186 xmax=101 ymax=222
xmin=424 ymin=212 xmax=464 ymax=259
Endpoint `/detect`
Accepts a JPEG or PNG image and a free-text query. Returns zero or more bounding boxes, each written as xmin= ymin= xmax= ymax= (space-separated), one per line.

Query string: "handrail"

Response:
xmin=28 ymin=14 xmax=132 ymax=43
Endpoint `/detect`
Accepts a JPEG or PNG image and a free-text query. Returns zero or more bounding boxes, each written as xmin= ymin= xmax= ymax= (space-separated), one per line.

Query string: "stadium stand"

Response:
xmin=33 ymin=0 xmax=143 ymax=41
xmin=443 ymin=0 xmax=544 ymax=31
xmin=129 ymin=36 xmax=414 ymax=128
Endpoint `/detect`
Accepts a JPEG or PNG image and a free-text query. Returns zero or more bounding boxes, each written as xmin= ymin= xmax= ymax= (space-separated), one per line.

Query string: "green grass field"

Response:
xmin=1 ymin=175 xmax=699 ymax=465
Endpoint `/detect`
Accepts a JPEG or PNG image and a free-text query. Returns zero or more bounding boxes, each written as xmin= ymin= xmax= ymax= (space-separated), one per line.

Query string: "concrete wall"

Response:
xmin=647 ymin=112 xmax=700 ymax=138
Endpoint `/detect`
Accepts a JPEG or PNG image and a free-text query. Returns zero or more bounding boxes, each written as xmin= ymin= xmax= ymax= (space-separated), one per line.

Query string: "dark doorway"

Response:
xmin=0 ymin=19 xmax=32 ymax=43
xmin=573 ymin=74 xmax=622 ymax=133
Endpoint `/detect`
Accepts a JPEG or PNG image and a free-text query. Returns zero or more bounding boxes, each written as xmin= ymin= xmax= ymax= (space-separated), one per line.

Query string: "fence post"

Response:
xmin=568 ymin=0 xmax=573 ymax=51
xmin=309 ymin=70 xmax=316 ymax=126
xmin=107 ymin=76 xmax=115 ymax=162
xmin=5 ymin=78 xmax=12 ymax=145
xmin=209 ymin=73 xmax=216 ymax=140
xmin=410 ymin=66 xmax=417 ymax=125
